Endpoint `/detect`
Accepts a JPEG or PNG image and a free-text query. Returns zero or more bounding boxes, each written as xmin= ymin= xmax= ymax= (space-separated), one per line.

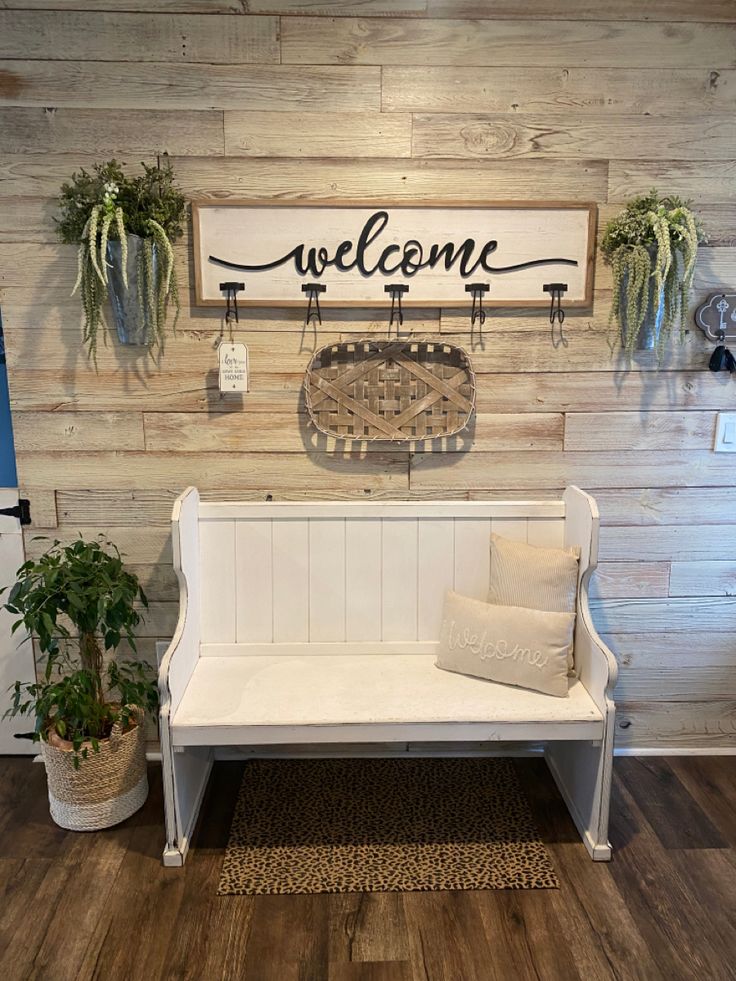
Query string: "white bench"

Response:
xmin=158 ymin=486 xmax=618 ymax=867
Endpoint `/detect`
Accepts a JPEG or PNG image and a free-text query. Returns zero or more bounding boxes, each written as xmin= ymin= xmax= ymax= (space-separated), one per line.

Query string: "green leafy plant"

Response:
xmin=56 ymin=159 xmax=186 ymax=363
xmin=1 ymin=536 xmax=157 ymax=768
xmin=601 ymin=189 xmax=704 ymax=358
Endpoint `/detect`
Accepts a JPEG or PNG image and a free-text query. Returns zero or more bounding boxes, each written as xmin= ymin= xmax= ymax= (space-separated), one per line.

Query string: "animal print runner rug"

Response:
xmin=218 ymin=757 xmax=558 ymax=895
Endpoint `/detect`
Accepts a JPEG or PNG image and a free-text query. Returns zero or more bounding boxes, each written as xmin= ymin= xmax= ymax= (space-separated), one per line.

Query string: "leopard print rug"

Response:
xmin=217 ymin=757 xmax=558 ymax=895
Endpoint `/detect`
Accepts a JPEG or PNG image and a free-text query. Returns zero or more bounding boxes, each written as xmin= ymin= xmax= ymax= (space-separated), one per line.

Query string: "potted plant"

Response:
xmin=56 ymin=158 xmax=186 ymax=361
xmin=2 ymin=536 xmax=158 ymax=831
xmin=601 ymin=189 xmax=704 ymax=356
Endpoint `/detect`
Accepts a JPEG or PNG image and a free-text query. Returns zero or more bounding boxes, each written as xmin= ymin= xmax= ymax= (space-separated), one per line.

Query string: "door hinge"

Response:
xmin=0 ymin=498 xmax=31 ymax=525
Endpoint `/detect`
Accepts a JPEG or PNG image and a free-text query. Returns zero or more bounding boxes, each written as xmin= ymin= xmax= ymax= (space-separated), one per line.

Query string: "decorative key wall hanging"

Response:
xmin=305 ymin=339 xmax=475 ymax=443
xmin=695 ymin=292 xmax=736 ymax=344
xmin=696 ymin=292 xmax=736 ymax=375
xmin=192 ymin=200 xmax=596 ymax=311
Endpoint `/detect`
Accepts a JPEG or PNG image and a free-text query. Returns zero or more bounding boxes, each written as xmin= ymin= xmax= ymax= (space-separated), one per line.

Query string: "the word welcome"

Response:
xmin=210 ymin=210 xmax=578 ymax=280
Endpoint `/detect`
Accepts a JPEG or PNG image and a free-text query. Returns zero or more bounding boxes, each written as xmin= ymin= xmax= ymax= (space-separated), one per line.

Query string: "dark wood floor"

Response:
xmin=1 ymin=754 xmax=735 ymax=981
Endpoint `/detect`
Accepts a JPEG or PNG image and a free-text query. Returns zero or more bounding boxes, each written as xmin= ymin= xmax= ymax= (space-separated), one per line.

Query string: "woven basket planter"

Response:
xmin=41 ymin=715 xmax=148 ymax=832
xmin=305 ymin=339 xmax=476 ymax=442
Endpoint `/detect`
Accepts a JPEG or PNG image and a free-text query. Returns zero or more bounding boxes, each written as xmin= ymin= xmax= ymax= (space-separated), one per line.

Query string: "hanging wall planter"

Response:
xmin=601 ymin=190 xmax=704 ymax=361
xmin=106 ymin=234 xmax=159 ymax=346
xmin=620 ymin=246 xmax=664 ymax=352
xmin=56 ymin=159 xmax=186 ymax=363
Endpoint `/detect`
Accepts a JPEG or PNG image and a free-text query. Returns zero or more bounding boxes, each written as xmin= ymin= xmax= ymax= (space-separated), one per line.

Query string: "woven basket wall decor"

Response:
xmin=305 ymin=339 xmax=476 ymax=442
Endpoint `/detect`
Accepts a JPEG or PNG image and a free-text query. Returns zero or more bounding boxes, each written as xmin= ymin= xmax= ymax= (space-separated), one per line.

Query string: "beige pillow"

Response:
xmin=436 ymin=590 xmax=574 ymax=698
xmin=488 ymin=534 xmax=580 ymax=671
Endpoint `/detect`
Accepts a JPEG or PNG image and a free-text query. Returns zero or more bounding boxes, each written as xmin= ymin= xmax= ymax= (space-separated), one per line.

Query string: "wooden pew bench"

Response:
xmin=158 ymin=486 xmax=617 ymax=867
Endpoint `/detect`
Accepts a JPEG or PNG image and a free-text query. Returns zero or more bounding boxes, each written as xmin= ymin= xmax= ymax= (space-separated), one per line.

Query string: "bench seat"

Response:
xmin=172 ymin=654 xmax=604 ymax=746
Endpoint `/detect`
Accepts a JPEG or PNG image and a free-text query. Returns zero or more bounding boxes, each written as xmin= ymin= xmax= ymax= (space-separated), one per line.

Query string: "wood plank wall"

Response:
xmin=1 ymin=1 xmax=735 ymax=751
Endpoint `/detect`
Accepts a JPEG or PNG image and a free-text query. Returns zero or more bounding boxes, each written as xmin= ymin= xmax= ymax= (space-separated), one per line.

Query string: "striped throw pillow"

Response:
xmin=488 ymin=534 xmax=580 ymax=671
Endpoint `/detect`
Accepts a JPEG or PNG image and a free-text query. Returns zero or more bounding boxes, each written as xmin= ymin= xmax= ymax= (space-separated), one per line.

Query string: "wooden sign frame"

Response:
xmin=192 ymin=199 xmax=597 ymax=310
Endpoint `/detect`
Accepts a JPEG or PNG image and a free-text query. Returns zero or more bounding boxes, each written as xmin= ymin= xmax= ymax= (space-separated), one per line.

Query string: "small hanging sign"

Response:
xmin=218 ymin=342 xmax=249 ymax=393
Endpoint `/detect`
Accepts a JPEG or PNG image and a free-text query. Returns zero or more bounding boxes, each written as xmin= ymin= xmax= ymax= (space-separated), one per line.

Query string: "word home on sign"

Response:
xmin=218 ymin=343 xmax=249 ymax=393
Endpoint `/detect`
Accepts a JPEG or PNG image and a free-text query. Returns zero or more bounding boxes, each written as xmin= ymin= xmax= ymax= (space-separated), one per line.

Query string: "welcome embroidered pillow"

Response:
xmin=436 ymin=590 xmax=575 ymax=698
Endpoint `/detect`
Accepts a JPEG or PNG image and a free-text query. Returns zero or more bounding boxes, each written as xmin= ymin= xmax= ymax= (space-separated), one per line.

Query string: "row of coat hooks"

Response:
xmin=221 ymin=280 xmax=569 ymax=344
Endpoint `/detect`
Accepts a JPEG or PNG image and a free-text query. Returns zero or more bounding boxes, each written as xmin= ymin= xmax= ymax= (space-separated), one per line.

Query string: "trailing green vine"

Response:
xmin=601 ymin=190 xmax=704 ymax=359
xmin=57 ymin=159 xmax=186 ymax=364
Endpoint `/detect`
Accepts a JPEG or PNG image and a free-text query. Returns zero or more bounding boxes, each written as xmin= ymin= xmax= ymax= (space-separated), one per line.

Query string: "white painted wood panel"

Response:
xmin=308 ymin=518 xmax=346 ymax=642
xmin=199 ymin=501 xmax=565 ymax=519
xmin=272 ymin=518 xmax=310 ymax=643
xmin=527 ymin=517 xmax=565 ymax=548
xmin=345 ymin=518 xmax=382 ymax=641
xmin=453 ymin=517 xmax=492 ymax=601
xmin=491 ymin=517 xmax=529 ymax=542
xmin=381 ymin=518 xmax=418 ymax=640
xmin=417 ymin=518 xmax=455 ymax=640
xmin=199 ymin=519 xmax=236 ymax=644
xmin=235 ymin=519 xmax=273 ymax=643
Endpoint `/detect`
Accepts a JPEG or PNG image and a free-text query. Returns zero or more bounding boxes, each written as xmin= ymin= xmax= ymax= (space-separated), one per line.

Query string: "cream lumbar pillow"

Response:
xmin=488 ymin=534 xmax=580 ymax=671
xmin=436 ymin=590 xmax=574 ymax=698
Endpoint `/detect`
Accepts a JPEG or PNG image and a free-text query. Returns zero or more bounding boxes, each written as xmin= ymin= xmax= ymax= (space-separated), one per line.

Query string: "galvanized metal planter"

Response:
xmin=620 ymin=247 xmax=664 ymax=351
xmin=106 ymin=234 xmax=158 ymax=346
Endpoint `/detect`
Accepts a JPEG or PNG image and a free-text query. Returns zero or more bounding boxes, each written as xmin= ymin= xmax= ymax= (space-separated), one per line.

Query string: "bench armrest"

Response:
xmin=158 ymin=487 xmax=201 ymax=722
xmin=564 ymin=486 xmax=618 ymax=713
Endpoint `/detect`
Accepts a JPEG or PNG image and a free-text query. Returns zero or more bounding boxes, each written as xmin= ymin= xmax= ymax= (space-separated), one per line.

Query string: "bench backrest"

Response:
xmin=195 ymin=500 xmax=573 ymax=652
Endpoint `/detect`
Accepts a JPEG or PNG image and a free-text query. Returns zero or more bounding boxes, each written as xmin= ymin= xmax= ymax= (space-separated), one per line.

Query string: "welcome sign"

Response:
xmin=192 ymin=200 xmax=596 ymax=308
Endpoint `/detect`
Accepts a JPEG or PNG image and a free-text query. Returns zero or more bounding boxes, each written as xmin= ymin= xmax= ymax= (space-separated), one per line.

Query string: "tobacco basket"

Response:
xmin=304 ymin=339 xmax=475 ymax=442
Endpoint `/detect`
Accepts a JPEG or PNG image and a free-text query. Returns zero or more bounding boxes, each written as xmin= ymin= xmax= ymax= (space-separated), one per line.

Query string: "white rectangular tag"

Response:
xmin=218 ymin=342 xmax=249 ymax=393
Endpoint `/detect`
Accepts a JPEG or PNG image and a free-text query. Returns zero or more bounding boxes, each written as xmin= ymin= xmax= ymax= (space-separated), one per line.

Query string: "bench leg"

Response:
xmin=544 ymin=714 xmax=615 ymax=861
xmin=161 ymin=730 xmax=212 ymax=867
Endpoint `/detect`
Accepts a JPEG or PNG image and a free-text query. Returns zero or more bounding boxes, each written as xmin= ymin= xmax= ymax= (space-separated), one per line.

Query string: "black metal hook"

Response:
xmin=220 ymin=281 xmax=244 ymax=324
xmin=544 ymin=282 xmax=568 ymax=348
xmin=302 ymin=282 xmax=326 ymax=326
xmin=385 ymin=284 xmax=408 ymax=329
xmin=465 ymin=283 xmax=489 ymax=327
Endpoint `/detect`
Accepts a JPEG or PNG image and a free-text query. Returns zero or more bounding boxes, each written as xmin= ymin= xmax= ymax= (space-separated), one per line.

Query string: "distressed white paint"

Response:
xmin=235 ymin=519 xmax=273 ymax=643
xmin=193 ymin=202 xmax=594 ymax=307
xmin=345 ymin=518 xmax=382 ymax=642
xmin=159 ymin=487 xmax=617 ymax=865
xmin=173 ymin=656 xmax=602 ymax=745
xmin=272 ymin=519 xmax=309 ymax=643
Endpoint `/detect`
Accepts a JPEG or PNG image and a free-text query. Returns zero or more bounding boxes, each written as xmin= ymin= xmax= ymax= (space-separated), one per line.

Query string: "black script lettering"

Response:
xmin=208 ymin=209 xmax=579 ymax=279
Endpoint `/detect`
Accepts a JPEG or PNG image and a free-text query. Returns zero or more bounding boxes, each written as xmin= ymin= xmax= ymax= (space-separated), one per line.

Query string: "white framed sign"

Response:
xmin=192 ymin=200 xmax=596 ymax=309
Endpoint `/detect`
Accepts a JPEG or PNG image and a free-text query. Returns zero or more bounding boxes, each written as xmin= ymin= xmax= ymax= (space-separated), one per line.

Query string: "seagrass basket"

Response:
xmin=41 ymin=714 xmax=148 ymax=831
xmin=305 ymin=339 xmax=476 ymax=442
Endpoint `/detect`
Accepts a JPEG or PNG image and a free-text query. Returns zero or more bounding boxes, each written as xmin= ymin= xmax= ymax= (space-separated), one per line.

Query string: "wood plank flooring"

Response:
xmin=0 ymin=755 xmax=734 ymax=981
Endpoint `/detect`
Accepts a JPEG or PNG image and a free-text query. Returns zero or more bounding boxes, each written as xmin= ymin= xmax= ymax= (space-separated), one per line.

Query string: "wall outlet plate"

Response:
xmin=714 ymin=413 xmax=736 ymax=453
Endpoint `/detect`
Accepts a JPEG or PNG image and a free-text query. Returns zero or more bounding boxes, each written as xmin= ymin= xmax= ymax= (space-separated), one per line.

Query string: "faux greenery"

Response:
xmin=56 ymin=159 xmax=186 ymax=363
xmin=601 ymin=190 xmax=704 ymax=357
xmin=1 ymin=536 xmax=157 ymax=768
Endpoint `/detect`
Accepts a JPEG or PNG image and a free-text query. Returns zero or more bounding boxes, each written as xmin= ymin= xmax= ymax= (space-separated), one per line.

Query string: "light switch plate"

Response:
xmin=714 ymin=412 xmax=736 ymax=453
